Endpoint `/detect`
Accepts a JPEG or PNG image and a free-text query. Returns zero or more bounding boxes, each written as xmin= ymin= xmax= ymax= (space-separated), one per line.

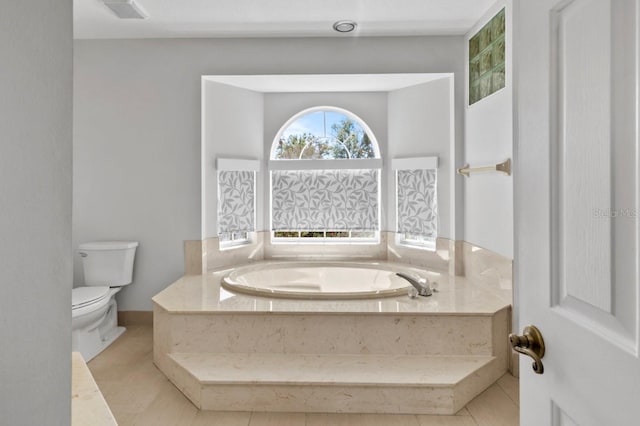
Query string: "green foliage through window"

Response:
xmin=275 ymin=111 xmax=375 ymax=160
xmin=273 ymin=230 xmax=376 ymax=240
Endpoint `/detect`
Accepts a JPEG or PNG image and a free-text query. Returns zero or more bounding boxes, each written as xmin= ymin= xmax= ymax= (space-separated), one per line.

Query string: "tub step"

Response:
xmin=163 ymin=352 xmax=502 ymax=414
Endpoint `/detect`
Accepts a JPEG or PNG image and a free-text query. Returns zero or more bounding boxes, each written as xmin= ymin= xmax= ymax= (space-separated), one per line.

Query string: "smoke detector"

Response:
xmin=103 ymin=0 xmax=148 ymax=19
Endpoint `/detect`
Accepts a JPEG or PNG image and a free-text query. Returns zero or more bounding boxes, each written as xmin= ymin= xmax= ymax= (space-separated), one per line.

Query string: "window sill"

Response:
xmin=270 ymin=239 xmax=380 ymax=246
xmin=219 ymin=239 xmax=252 ymax=251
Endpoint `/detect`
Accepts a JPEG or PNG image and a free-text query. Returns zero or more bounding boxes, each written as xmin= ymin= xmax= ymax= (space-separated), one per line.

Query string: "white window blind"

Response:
xmin=271 ymin=169 xmax=379 ymax=231
xmin=217 ymin=170 xmax=256 ymax=235
xmin=396 ymin=169 xmax=438 ymax=238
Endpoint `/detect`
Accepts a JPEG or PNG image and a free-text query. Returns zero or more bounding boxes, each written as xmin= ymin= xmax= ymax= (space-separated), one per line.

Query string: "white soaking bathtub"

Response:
xmin=221 ymin=261 xmax=429 ymax=299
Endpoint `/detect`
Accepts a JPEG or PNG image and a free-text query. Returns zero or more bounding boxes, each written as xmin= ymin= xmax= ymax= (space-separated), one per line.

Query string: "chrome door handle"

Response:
xmin=509 ymin=325 xmax=545 ymax=374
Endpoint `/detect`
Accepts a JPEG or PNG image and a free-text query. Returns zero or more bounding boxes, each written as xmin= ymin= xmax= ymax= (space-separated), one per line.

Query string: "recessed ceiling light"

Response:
xmin=333 ymin=20 xmax=357 ymax=33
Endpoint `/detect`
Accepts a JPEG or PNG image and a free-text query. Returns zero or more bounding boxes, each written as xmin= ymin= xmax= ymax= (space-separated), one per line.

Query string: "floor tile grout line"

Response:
xmin=472 ymin=414 xmax=482 ymax=426
xmin=495 ymin=378 xmax=519 ymax=410
xmin=466 ymin=409 xmax=482 ymax=426
xmin=496 ymin=378 xmax=519 ymax=407
xmin=466 ymin=386 xmax=498 ymax=426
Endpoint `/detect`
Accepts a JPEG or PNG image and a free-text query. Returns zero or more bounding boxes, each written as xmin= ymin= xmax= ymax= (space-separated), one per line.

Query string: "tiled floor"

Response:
xmin=88 ymin=325 xmax=519 ymax=426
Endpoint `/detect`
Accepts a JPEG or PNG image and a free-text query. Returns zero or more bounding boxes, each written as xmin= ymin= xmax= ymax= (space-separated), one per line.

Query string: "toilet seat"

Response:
xmin=72 ymin=286 xmax=111 ymax=310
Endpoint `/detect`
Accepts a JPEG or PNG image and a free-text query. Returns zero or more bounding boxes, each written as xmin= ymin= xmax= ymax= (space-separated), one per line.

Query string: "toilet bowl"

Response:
xmin=71 ymin=241 xmax=138 ymax=361
xmin=71 ymin=286 xmax=123 ymax=361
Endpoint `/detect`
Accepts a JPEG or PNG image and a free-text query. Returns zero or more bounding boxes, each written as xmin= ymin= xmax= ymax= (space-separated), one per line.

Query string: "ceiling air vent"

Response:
xmin=103 ymin=0 xmax=148 ymax=19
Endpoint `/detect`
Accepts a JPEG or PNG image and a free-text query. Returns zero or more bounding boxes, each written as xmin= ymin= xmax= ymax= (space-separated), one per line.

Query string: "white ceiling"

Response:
xmin=74 ymin=0 xmax=495 ymax=39
xmin=204 ymin=74 xmax=451 ymax=93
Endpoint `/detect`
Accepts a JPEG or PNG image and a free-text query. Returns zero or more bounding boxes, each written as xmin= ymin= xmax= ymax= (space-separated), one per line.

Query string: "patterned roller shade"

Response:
xmin=271 ymin=169 xmax=379 ymax=231
xmin=217 ymin=170 xmax=255 ymax=235
xmin=396 ymin=169 xmax=438 ymax=237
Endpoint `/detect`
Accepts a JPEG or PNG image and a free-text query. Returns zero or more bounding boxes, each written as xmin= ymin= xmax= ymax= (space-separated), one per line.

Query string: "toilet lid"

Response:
xmin=72 ymin=286 xmax=110 ymax=309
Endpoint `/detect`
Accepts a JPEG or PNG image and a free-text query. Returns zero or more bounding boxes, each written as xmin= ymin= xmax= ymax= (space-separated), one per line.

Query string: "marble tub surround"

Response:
xmin=204 ymin=232 xmax=265 ymax=271
xmin=460 ymin=241 xmax=512 ymax=287
xmin=162 ymin=352 xmax=500 ymax=414
xmin=153 ymin=264 xmax=510 ymax=315
xmin=450 ymin=239 xmax=466 ymax=276
xmin=458 ymin=241 xmax=512 ymax=306
xmin=168 ymin=230 xmax=514 ymax=413
xmin=186 ymin=232 xmax=451 ymax=274
xmin=186 ymin=233 xmax=507 ymax=284
xmin=90 ymin=325 xmax=519 ymax=425
xmin=386 ymin=235 xmax=451 ymax=273
xmin=184 ymin=240 xmax=206 ymax=275
xmin=153 ymin=309 xmax=509 ymax=414
xmin=185 ymin=231 xmax=513 ymax=289
xmin=152 ymin=263 xmax=511 ymax=414
xmin=154 ymin=307 xmax=508 ymax=356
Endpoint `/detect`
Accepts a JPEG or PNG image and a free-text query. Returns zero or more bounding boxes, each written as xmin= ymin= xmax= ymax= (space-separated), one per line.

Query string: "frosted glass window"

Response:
xmin=271 ymin=169 xmax=379 ymax=231
xmin=217 ymin=171 xmax=255 ymax=236
xmin=396 ymin=169 xmax=437 ymax=240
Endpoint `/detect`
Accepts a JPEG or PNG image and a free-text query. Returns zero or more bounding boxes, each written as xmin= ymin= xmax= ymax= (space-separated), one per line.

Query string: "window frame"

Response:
xmin=271 ymin=230 xmax=380 ymax=245
xmin=219 ymin=231 xmax=252 ymax=250
xmin=216 ymin=158 xmax=260 ymax=250
xmin=269 ymin=106 xmax=381 ymax=245
xmin=392 ymin=156 xmax=439 ymax=252
xmin=270 ymin=106 xmax=381 ymax=160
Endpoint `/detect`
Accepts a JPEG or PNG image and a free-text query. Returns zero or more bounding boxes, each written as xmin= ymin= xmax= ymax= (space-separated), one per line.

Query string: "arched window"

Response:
xmin=270 ymin=107 xmax=381 ymax=242
xmin=273 ymin=109 xmax=379 ymax=160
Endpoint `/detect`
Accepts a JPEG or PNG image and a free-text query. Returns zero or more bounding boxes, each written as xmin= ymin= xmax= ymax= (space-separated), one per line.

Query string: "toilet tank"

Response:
xmin=78 ymin=241 xmax=139 ymax=287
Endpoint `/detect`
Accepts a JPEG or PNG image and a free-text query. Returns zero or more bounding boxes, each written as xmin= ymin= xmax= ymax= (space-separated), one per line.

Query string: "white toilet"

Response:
xmin=72 ymin=241 xmax=138 ymax=361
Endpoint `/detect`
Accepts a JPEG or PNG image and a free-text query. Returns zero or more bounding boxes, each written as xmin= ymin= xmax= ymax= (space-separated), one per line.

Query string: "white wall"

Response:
xmin=464 ymin=1 xmax=514 ymax=258
xmin=206 ymin=85 xmax=453 ymax=240
xmin=0 ymin=2 xmax=72 ymax=424
xmin=74 ymin=42 xmax=204 ymax=310
xmin=388 ymin=77 xmax=454 ymax=238
xmin=203 ymin=81 xmax=264 ymax=238
xmin=73 ymin=36 xmax=465 ymax=310
xmin=263 ymin=92 xmax=388 ymax=228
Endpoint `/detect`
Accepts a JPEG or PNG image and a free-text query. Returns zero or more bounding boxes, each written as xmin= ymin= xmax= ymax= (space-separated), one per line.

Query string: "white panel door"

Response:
xmin=514 ymin=0 xmax=640 ymax=424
